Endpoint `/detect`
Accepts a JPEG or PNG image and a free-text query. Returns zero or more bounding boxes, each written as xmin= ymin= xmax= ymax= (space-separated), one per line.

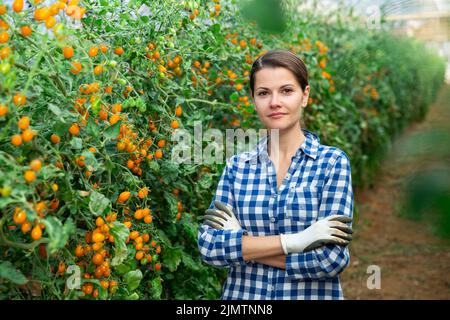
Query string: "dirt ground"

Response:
xmin=340 ymin=84 xmax=450 ymax=300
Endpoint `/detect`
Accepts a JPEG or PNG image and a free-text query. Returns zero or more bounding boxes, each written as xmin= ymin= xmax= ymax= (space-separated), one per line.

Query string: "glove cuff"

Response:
xmin=279 ymin=234 xmax=289 ymax=255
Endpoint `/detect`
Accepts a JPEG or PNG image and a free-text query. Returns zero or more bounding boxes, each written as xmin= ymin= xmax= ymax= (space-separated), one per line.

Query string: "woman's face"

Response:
xmin=252 ymin=67 xmax=310 ymax=132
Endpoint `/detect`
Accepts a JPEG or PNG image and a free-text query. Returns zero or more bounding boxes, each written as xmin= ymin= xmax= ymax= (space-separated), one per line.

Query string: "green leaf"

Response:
xmin=210 ymin=23 xmax=221 ymax=34
xmin=149 ymin=277 xmax=163 ymax=299
xmin=99 ymin=287 xmax=109 ymax=300
xmin=240 ymin=0 xmax=286 ymax=34
xmin=126 ymin=292 xmax=140 ymax=300
xmin=124 ymin=270 xmax=143 ymax=291
xmin=182 ymin=252 xmax=201 ymax=271
xmin=229 ymin=92 xmax=239 ymax=102
xmin=198 ymin=173 xmax=212 ymax=190
xmin=110 ymin=222 xmax=130 ymax=266
xmin=48 ymin=104 xmax=77 ymax=124
xmin=83 ymin=16 xmax=93 ymax=25
xmin=88 ymin=191 xmax=110 ymax=216
xmin=181 ymin=164 xmax=197 ymax=176
xmin=173 ymin=181 xmax=190 ymax=193
xmin=0 ymin=261 xmax=28 ymax=285
xmin=70 ymin=137 xmax=83 ymax=150
xmin=40 ymin=165 xmax=64 ymax=181
xmin=160 ymin=161 xmax=179 ymax=184
xmin=42 ymin=217 xmax=75 ymax=255
xmin=181 ymin=216 xmax=198 ymax=242
xmin=0 ymin=197 xmax=18 ymax=209
xmin=148 ymin=160 xmax=160 ymax=172
xmin=148 ymin=103 xmax=165 ymax=114
xmin=156 ymin=229 xmax=172 ymax=247
xmin=114 ymin=259 xmax=136 ymax=275
xmin=162 ymin=246 xmax=183 ymax=272
xmin=81 ymin=150 xmax=99 ymax=171
xmin=48 ymin=104 xmax=62 ymax=119
xmin=103 ymin=120 xmax=122 ymax=140
xmin=175 ymin=96 xmax=185 ymax=106
xmin=105 ymin=158 xmax=114 ymax=172
xmin=163 ymin=191 xmax=178 ymax=215
xmin=86 ymin=117 xmax=100 ymax=138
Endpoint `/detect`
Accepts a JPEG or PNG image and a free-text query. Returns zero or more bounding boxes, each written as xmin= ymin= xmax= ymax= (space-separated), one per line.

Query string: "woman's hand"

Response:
xmin=279 ymin=215 xmax=353 ymax=254
xmin=204 ymin=201 xmax=353 ymax=256
xmin=204 ymin=201 xmax=242 ymax=231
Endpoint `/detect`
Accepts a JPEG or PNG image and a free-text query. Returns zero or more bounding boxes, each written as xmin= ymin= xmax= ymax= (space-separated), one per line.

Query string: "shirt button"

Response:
xmin=270 ymin=217 xmax=276 ymax=223
xmin=268 ymin=285 xmax=274 ymax=291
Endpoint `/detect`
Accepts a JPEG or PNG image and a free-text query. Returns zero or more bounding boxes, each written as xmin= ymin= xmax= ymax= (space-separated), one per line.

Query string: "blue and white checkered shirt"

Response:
xmin=198 ymin=128 xmax=354 ymax=300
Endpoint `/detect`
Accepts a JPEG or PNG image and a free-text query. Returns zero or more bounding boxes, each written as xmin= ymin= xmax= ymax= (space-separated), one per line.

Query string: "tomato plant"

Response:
xmin=0 ymin=0 xmax=445 ymax=299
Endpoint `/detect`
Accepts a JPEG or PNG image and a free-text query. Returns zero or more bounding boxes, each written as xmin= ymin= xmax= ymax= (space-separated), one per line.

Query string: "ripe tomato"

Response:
xmin=175 ymin=105 xmax=182 ymax=117
xmin=24 ymin=170 xmax=36 ymax=183
xmin=31 ymin=225 xmax=43 ymax=240
xmin=11 ymin=134 xmax=23 ymax=146
xmin=34 ymin=7 xmax=51 ymax=21
xmin=29 ymin=159 xmax=42 ymax=172
xmin=89 ymin=46 xmax=99 ymax=57
xmin=39 ymin=244 xmax=47 ymax=258
xmin=92 ymin=253 xmax=104 ymax=265
xmin=13 ymin=208 xmax=27 ymax=224
xmin=70 ymin=61 xmax=82 ymax=74
xmin=117 ymin=191 xmax=131 ymax=203
xmin=18 ymin=116 xmax=30 ymax=130
xmin=21 ymin=26 xmax=32 ymax=37
xmin=21 ymin=129 xmax=35 ymax=142
xmin=13 ymin=92 xmax=26 ymax=106
xmin=69 ymin=123 xmax=80 ymax=136
xmin=50 ymin=134 xmax=60 ymax=144
xmin=63 ymin=46 xmax=74 ymax=59
xmin=114 ymin=47 xmax=124 ymax=55
xmin=12 ymin=0 xmax=23 ymax=13
xmin=171 ymin=120 xmax=179 ymax=129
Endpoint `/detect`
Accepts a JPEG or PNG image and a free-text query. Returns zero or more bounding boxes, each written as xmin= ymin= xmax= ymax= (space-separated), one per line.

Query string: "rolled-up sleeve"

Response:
xmin=198 ymin=156 xmax=248 ymax=268
xmin=286 ymin=153 xmax=353 ymax=280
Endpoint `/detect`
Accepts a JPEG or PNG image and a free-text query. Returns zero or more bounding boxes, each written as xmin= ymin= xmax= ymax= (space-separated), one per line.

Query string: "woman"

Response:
xmin=197 ymin=49 xmax=354 ymax=300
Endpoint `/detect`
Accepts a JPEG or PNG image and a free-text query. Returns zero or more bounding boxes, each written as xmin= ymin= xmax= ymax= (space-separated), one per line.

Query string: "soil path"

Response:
xmin=340 ymin=84 xmax=450 ymax=299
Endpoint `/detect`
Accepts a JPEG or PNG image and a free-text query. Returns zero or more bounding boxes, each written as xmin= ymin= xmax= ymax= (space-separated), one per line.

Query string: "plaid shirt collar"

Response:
xmin=244 ymin=128 xmax=320 ymax=163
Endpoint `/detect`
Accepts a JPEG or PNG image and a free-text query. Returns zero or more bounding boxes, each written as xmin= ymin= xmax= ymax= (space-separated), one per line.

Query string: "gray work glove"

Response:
xmin=280 ymin=215 xmax=353 ymax=254
xmin=204 ymin=201 xmax=242 ymax=231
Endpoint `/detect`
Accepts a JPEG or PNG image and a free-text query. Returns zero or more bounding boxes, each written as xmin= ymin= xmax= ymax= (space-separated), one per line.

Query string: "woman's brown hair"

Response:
xmin=249 ymin=49 xmax=309 ymax=97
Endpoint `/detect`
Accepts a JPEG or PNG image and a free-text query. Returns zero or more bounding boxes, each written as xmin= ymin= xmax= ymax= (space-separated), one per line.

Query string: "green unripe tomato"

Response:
xmin=1 ymin=186 xmax=12 ymax=197
xmin=53 ymin=23 xmax=64 ymax=36
xmin=0 ymin=62 xmax=10 ymax=74
xmin=122 ymin=99 xmax=130 ymax=110
xmin=136 ymin=98 xmax=146 ymax=112
xmin=108 ymin=60 xmax=118 ymax=68
xmin=91 ymin=99 xmax=101 ymax=115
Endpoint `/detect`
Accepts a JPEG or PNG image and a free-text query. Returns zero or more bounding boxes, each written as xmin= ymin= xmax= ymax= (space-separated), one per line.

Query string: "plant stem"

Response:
xmin=0 ymin=220 xmax=49 ymax=250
